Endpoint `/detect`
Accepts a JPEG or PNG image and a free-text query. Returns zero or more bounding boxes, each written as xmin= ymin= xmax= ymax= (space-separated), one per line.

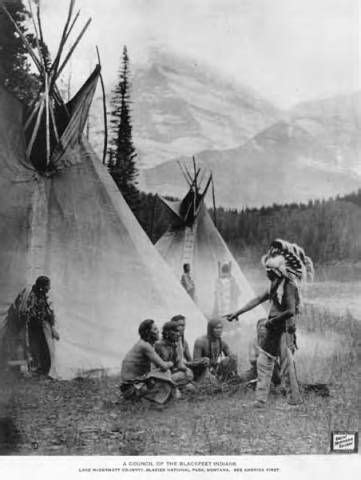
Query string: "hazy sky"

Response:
xmin=38 ymin=0 xmax=360 ymax=108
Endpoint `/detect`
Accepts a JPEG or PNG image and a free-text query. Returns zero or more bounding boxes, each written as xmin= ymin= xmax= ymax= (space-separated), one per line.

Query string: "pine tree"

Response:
xmin=0 ymin=0 xmax=40 ymax=106
xmin=108 ymin=46 xmax=139 ymax=212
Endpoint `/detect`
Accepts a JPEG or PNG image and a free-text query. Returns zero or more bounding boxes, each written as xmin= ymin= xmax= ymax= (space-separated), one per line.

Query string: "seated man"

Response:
xmin=170 ymin=314 xmax=209 ymax=382
xmin=170 ymin=314 xmax=192 ymax=361
xmin=120 ymin=319 xmax=175 ymax=404
xmin=193 ymin=319 xmax=238 ymax=383
xmin=155 ymin=322 xmax=194 ymax=391
xmin=239 ymin=318 xmax=281 ymax=387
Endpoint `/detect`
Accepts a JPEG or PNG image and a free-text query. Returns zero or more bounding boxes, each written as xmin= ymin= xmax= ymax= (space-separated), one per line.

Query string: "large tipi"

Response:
xmin=0 ymin=2 xmax=207 ymax=379
xmin=156 ymin=161 xmax=266 ymax=331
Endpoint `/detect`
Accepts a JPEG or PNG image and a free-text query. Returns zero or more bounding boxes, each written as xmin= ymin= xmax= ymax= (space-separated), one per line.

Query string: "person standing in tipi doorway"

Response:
xmin=181 ymin=263 xmax=196 ymax=301
xmin=213 ymin=261 xmax=241 ymax=319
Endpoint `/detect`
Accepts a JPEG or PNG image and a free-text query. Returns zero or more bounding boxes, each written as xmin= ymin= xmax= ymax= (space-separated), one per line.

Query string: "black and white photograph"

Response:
xmin=0 ymin=0 xmax=360 ymax=476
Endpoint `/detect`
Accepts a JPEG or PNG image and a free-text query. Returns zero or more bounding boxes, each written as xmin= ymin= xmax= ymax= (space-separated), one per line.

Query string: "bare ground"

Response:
xmin=0 ymin=303 xmax=360 ymax=456
xmin=0 ymin=363 xmax=359 ymax=455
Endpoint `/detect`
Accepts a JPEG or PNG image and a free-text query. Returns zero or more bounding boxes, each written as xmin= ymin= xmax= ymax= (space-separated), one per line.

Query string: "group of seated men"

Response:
xmin=119 ymin=315 xmax=238 ymax=404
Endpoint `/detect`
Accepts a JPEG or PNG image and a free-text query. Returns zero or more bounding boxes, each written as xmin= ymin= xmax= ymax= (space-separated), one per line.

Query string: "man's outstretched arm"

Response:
xmin=225 ymin=290 xmax=269 ymax=322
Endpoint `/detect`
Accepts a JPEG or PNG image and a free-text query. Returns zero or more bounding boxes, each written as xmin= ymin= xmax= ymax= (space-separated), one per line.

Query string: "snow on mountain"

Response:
xmin=143 ymin=120 xmax=361 ymax=208
xmin=88 ymin=47 xmax=360 ymax=208
xmin=89 ymin=47 xmax=280 ymax=168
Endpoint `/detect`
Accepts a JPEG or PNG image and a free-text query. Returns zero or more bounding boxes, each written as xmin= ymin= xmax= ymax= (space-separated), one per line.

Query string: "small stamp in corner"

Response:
xmin=330 ymin=431 xmax=358 ymax=453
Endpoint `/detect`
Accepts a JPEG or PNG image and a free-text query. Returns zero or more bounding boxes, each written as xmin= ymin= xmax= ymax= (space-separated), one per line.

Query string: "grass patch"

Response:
xmin=0 ymin=305 xmax=359 ymax=455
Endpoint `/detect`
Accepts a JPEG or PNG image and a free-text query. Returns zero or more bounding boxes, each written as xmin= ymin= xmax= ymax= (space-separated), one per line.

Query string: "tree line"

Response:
xmin=102 ymin=38 xmax=361 ymax=267
xmin=136 ymin=191 xmax=361 ymax=266
xmin=0 ymin=0 xmax=41 ymax=105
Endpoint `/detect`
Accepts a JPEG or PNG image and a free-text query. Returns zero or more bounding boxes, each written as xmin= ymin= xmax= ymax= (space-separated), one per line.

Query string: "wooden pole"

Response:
xmin=183 ymin=161 xmax=193 ymax=184
xmin=36 ymin=1 xmax=45 ymax=44
xmin=177 ymin=161 xmax=192 ymax=186
xmin=211 ymin=174 xmax=217 ymax=227
xmin=55 ymin=18 xmax=92 ymax=81
xmin=35 ymin=0 xmax=48 ymax=71
xmin=27 ymin=0 xmax=45 ymax=73
xmin=49 ymin=102 xmax=60 ymax=144
xmin=35 ymin=1 xmax=69 ymax=110
xmin=1 ymin=4 xmax=43 ymax=74
xmin=96 ymin=46 xmax=108 ymax=165
xmin=26 ymin=96 xmax=45 ymax=158
xmin=49 ymin=0 xmax=75 ymax=78
xmin=150 ymin=195 xmax=157 ymax=242
xmin=25 ymin=97 xmax=42 ymax=130
xmin=192 ymin=156 xmax=197 ymax=190
xmin=64 ymin=10 xmax=81 ymax=45
xmin=44 ymin=74 xmax=51 ymax=165
xmin=198 ymin=169 xmax=206 ymax=191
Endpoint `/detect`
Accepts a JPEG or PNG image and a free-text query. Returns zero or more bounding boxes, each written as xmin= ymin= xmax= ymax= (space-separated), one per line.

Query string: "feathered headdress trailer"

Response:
xmin=261 ymin=239 xmax=314 ymax=309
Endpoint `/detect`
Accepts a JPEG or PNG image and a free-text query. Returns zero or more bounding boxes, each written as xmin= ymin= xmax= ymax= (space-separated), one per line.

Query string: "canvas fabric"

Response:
xmin=0 ymin=86 xmax=207 ymax=379
xmin=157 ymin=203 xmax=266 ymax=349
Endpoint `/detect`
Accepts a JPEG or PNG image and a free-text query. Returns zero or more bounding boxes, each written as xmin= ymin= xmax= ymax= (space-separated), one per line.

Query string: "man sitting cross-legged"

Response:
xmin=155 ymin=321 xmax=194 ymax=397
xmin=120 ymin=319 xmax=175 ymax=404
xmin=170 ymin=314 xmax=210 ymax=383
xmin=193 ymin=319 xmax=238 ymax=383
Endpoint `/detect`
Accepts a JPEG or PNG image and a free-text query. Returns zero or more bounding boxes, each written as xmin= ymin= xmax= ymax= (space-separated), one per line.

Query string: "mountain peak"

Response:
xmin=130 ymin=47 xmax=280 ymax=167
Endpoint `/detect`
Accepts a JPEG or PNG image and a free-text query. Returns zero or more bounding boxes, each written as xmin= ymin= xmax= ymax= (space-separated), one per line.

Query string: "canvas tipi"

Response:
xmin=156 ymin=161 xmax=266 ymax=333
xmin=0 ymin=2 xmax=207 ymax=379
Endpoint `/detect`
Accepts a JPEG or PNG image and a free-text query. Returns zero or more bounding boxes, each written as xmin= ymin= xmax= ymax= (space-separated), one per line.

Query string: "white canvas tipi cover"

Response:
xmin=156 ymin=172 xmax=266 ymax=336
xmin=0 ymin=86 xmax=207 ymax=379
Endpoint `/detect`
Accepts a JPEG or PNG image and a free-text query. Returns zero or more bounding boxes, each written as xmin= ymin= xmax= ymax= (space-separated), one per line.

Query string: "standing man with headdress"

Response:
xmin=226 ymin=239 xmax=314 ymax=407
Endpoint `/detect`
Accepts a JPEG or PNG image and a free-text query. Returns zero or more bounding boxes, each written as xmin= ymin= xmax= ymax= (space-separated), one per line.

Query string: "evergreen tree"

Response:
xmin=108 ymin=46 xmax=139 ymax=212
xmin=0 ymin=0 xmax=40 ymax=106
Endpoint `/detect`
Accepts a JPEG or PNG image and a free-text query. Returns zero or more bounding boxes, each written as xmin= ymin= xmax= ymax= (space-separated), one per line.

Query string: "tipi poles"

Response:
xmin=26 ymin=96 xmax=46 ymax=158
xmin=192 ymin=156 xmax=198 ymax=217
xmin=150 ymin=195 xmax=158 ymax=242
xmin=192 ymin=156 xmax=197 ymax=189
xmin=26 ymin=3 xmax=57 ymax=160
xmin=44 ymin=73 xmax=51 ymax=165
xmin=1 ymin=4 xmax=43 ymax=74
xmin=35 ymin=0 xmax=45 ymax=47
xmin=65 ymin=10 xmax=81 ymax=44
xmin=211 ymin=174 xmax=217 ymax=227
xmin=96 ymin=46 xmax=108 ymax=165
xmin=50 ymin=0 xmax=76 ymax=78
xmin=49 ymin=102 xmax=60 ymax=144
xmin=27 ymin=1 xmax=45 ymax=73
xmin=55 ymin=17 xmax=92 ymax=82
xmin=24 ymin=97 xmax=42 ymax=130
xmin=177 ymin=161 xmax=192 ymax=186
xmin=183 ymin=162 xmax=193 ymax=185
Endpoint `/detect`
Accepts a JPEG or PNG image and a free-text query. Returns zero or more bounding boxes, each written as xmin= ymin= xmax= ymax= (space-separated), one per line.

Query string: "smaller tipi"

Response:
xmin=156 ymin=160 xmax=266 ymax=333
